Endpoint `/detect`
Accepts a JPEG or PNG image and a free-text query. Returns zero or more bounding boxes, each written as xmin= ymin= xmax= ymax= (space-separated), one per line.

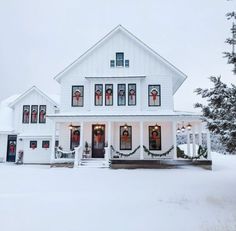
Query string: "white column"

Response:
xmin=207 ymin=131 xmax=211 ymax=160
xmin=140 ymin=121 xmax=144 ymax=160
xmin=187 ymin=130 xmax=190 ymax=156
xmin=172 ymin=121 xmax=177 ymax=159
xmin=50 ymin=121 xmax=56 ymax=164
xmin=198 ymin=123 xmax=202 ymax=146
xmin=80 ymin=121 xmax=84 ymax=151
xmin=192 ymin=125 xmax=196 ymax=157
xmin=107 ymin=121 xmax=112 ymax=160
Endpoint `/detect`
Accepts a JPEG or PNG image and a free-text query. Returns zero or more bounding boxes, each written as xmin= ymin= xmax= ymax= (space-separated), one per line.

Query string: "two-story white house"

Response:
xmin=0 ymin=25 xmax=211 ymax=168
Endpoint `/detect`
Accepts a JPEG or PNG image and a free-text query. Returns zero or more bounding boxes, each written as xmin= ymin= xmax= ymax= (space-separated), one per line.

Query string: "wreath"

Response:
xmin=72 ymin=130 xmax=80 ymax=142
xmin=74 ymin=90 xmax=81 ymax=101
xmin=95 ymin=89 xmax=102 ymax=101
xmin=151 ymin=130 xmax=159 ymax=139
xmin=94 ymin=128 xmax=104 ymax=136
xmin=118 ymin=89 xmax=125 ymax=97
xmin=106 ymin=88 xmax=112 ymax=100
xmin=129 ymin=88 xmax=135 ymax=100
xmin=122 ymin=130 xmax=130 ymax=142
xmin=150 ymin=88 xmax=158 ymax=101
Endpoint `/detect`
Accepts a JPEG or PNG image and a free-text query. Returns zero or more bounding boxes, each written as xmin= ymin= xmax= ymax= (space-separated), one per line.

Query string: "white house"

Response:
xmin=0 ymin=25 xmax=211 ymax=168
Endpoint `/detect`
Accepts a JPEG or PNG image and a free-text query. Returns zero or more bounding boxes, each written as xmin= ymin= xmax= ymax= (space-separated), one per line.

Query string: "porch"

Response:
xmin=47 ymin=113 xmax=212 ymax=169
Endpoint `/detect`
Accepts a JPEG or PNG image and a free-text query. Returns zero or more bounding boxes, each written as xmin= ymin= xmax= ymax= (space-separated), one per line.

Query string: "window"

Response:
xmin=22 ymin=105 xmax=30 ymax=123
xmin=31 ymin=105 xmax=38 ymax=123
xmin=105 ymin=84 xmax=113 ymax=106
xmin=42 ymin=141 xmax=50 ymax=149
xmin=95 ymin=84 xmax=103 ymax=106
xmin=116 ymin=52 xmax=124 ymax=67
xmin=30 ymin=141 xmax=37 ymax=149
xmin=148 ymin=85 xmax=161 ymax=106
xmin=125 ymin=60 xmax=129 ymax=67
xmin=149 ymin=126 xmax=161 ymax=150
xmin=128 ymin=84 xmax=136 ymax=106
xmin=72 ymin=85 xmax=84 ymax=107
xmin=120 ymin=125 xmax=132 ymax=150
xmin=117 ymin=84 xmax=126 ymax=106
xmin=39 ymin=105 xmax=46 ymax=123
xmin=70 ymin=126 xmax=80 ymax=150
xmin=110 ymin=60 xmax=115 ymax=67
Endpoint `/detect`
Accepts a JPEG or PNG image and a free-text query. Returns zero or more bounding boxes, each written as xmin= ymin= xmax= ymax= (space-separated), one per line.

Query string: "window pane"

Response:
xmin=71 ymin=126 xmax=80 ymax=150
xmin=105 ymin=84 xmax=113 ymax=106
xmin=30 ymin=141 xmax=37 ymax=149
xmin=39 ymin=105 xmax=46 ymax=123
xmin=149 ymin=126 xmax=161 ymax=150
xmin=110 ymin=60 xmax=115 ymax=67
xmin=31 ymin=105 xmax=38 ymax=123
xmin=116 ymin=52 xmax=124 ymax=66
xmin=128 ymin=84 xmax=136 ymax=106
xmin=120 ymin=126 xmax=132 ymax=150
xmin=42 ymin=141 xmax=50 ymax=149
xmin=125 ymin=60 xmax=129 ymax=67
xmin=118 ymin=84 xmax=126 ymax=106
xmin=22 ymin=105 xmax=30 ymax=123
xmin=95 ymin=84 xmax=103 ymax=106
xmin=72 ymin=86 xmax=84 ymax=107
xmin=148 ymin=85 xmax=161 ymax=106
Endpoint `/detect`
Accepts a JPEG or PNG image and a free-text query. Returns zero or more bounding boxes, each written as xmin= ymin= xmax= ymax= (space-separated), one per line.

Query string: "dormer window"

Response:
xmin=116 ymin=52 xmax=124 ymax=67
xmin=110 ymin=60 xmax=115 ymax=67
xmin=125 ymin=60 xmax=129 ymax=67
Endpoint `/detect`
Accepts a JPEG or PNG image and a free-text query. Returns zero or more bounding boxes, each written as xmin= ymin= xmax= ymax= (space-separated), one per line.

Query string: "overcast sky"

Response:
xmin=0 ymin=0 xmax=235 ymax=111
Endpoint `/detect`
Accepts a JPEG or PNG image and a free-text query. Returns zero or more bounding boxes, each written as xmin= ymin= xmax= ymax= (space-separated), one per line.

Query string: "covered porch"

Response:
xmin=47 ymin=113 xmax=211 ymax=169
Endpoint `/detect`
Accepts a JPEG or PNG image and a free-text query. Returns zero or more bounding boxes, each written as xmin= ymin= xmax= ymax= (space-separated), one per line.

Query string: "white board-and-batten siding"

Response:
xmin=59 ymin=30 xmax=175 ymax=113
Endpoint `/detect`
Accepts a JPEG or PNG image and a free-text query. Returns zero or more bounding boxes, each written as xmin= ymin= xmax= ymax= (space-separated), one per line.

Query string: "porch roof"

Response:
xmin=47 ymin=111 xmax=201 ymax=122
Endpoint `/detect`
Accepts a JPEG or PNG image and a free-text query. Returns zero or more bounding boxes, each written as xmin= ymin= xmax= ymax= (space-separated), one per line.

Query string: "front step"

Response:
xmin=80 ymin=158 xmax=108 ymax=168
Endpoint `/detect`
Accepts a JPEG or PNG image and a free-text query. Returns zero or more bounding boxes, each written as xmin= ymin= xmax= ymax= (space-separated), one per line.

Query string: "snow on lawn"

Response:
xmin=0 ymin=153 xmax=236 ymax=231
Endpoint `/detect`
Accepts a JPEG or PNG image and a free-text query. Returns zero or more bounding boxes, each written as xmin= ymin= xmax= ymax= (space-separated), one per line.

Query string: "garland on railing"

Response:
xmin=177 ymin=145 xmax=208 ymax=160
xmin=143 ymin=145 xmax=174 ymax=157
xmin=55 ymin=148 xmax=75 ymax=158
xmin=110 ymin=145 xmax=140 ymax=157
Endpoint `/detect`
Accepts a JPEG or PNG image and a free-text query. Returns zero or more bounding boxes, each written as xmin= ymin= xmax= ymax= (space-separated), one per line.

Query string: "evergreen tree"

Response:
xmin=195 ymin=2 xmax=236 ymax=153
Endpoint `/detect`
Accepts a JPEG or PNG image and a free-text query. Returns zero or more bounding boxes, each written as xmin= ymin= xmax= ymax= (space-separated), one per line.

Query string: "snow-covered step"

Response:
xmin=80 ymin=158 xmax=108 ymax=168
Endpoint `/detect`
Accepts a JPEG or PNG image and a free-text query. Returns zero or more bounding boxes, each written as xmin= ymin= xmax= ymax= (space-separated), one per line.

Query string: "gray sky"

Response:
xmin=0 ymin=0 xmax=235 ymax=111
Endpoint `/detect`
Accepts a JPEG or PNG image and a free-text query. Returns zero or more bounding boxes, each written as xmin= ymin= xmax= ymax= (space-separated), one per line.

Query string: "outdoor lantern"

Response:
xmin=154 ymin=123 xmax=159 ymax=130
xmin=177 ymin=126 xmax=181 ymax=133
xmin=181 ymin=122 xmax=185 ymax=132
xmin=69 ymin=123 xmax=73 ymax=130
xmin=187 ymin=123 xmax=192 ymax=130
xmin=124 ymin=123 xmax=128 ymax=130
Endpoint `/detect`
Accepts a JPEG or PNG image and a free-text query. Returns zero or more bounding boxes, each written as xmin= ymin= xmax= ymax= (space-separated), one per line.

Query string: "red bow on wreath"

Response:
xmin=129 ymin=89 xmax=135 ymax=100
xmin=32 ymin=110 xmax=37 ymax=120
xmin=40 ymin=110 xmax=45 ymax=121
xmin=9 ymin=143 xmax=15 ymax=153
xmin=151 ymin=89 xmax=158 ymax=101
xmin=106 ymin=89 xmax=112 ymax=100
xmin=96 ymin=90 xmax=102 ymax=101
xmin=74 ymin=90 xmax=81 ymax=101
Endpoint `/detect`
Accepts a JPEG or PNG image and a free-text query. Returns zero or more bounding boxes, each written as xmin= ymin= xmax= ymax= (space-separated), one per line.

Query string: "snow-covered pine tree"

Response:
xmin=195 ymin=77 xmax=236 ymax=153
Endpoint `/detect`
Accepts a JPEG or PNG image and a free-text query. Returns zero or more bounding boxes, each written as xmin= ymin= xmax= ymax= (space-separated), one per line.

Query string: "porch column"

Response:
xmin=207 ymin=131 xmax=211 ymax=160
xmin=172 ymin=121 xmax=177 ymax=159
xmin=50 ymin=121 xmax=56 ymax=164
xmin=192 ymin=125 xmax=196 ymax=157
xmin=140 ymin=121 xmax=144 ymax=160
xmin=198 ymin=123 xmax=202 ymax=146
xmin=187 ymin=129 xmax=191 ymax=156
xmin=80 ymin=121 xmax=84 ymax=151
xmin=107 ymin=121 xmax=112 ymax=159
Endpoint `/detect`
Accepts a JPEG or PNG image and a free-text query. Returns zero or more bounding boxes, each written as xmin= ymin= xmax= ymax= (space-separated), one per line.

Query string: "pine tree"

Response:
xmin=195 ymin=77 xmax=236 ymax=153
xmin=195 ymin=2 xmax=236 ymax=153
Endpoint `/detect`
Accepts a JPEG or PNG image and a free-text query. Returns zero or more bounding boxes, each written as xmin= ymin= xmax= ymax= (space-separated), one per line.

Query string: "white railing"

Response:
xmin=104 ymin=147 xmax=111 ymax=167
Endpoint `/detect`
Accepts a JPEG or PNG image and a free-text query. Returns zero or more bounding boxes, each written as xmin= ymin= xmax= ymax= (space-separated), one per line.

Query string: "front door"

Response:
xmin=92 ymin=124 xmax=105 ymax=158
xmin=6 ymin=135 xmax=17 ymax=162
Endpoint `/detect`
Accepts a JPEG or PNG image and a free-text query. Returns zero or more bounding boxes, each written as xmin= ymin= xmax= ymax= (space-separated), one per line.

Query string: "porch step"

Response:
xmin=80 ymin=158 xmax=108 ymax=168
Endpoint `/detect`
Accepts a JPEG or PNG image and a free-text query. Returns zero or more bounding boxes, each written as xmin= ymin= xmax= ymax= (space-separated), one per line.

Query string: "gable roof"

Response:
xmin=54 ymin=25 xmax=187 ymax=93
xmin=9 ymin=86 xmax=60 ymax=108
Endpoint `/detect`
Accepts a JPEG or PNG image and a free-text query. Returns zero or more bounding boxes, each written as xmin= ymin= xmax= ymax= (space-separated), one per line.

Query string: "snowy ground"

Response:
xmin=0 ymin=153 xmax=236 ymax=231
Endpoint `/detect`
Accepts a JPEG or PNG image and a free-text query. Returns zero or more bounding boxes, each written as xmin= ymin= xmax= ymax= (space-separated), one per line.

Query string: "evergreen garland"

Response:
xmin=143 ymin=145 xmax=174 ymax=157
xmin=177 ymin=145 xmax=208 ymax=160
xmin=110 ymin=145 xmax=140 ymax=157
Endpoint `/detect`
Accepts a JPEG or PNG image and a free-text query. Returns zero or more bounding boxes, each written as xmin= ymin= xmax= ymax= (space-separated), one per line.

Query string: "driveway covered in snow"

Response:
xmin=0 ymin=153 xmax=236 ymax=231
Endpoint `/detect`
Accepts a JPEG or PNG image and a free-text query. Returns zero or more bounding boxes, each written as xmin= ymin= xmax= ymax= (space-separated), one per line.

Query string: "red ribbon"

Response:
xmin=74 ymin=91 xmax=81 ymax=101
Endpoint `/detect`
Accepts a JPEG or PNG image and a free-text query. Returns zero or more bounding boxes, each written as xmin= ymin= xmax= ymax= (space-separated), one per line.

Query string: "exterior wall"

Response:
xmin=13 ymin=90 xmax=56 ymax=135
xmin=60 ymin=30 xmax=175 ymax=113
xmin=0 ymin=134 xmax=8 ymax=162
xmin=21 ymin=138 xmax=51 ymax=164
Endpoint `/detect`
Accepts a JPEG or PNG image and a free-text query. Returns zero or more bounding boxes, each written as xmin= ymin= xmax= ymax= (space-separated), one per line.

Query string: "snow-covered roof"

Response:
xmin=9 ymin=86 xmax=59 ymax=108
xmin=0 ymin=94 xmax=19 ymax=132
xmin=54 ymin=25 xmax=187 ymax=93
